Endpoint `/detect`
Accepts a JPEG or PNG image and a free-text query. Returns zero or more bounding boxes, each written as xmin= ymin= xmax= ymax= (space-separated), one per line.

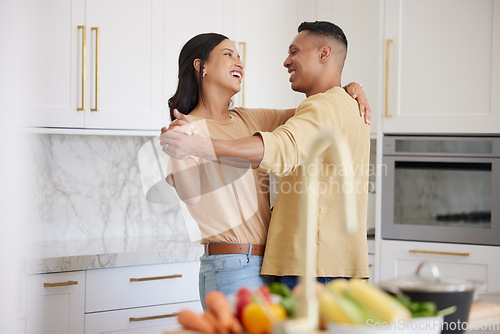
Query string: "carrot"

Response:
xmin=229 ymin=315 xmax=243 ymax=334
xmin=205 ymin=291 xmax=234 ymax=330
xmin=202 ymin=310 xmax=228 ymax=334
xmin=177 ymin=309 xmax=216 ymax=334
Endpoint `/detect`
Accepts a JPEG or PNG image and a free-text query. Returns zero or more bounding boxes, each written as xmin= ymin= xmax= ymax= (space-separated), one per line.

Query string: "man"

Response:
xmin=162 ymin=21 xmax=370 ymax=288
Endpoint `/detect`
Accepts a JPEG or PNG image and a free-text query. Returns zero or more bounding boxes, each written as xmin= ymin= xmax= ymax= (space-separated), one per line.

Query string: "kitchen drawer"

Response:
xmin=84 ymin=301 xmax=202 ymax=334
xmin=380 ymin=240 xmax=500 ymax=292
xmin=86 ymin=261 xmax=199 ymax=313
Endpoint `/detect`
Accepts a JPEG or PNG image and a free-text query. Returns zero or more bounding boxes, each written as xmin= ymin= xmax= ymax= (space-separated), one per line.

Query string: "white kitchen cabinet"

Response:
xmin=23 ymin=262 xmax=200 ymax=334
xmin=85 ymin=261 xmax=202 ymax=334
xmin=379 ymin=240 xmax=500 ymax=293
xmin=162 ymin=0 xmax=227 ymax=123
xmin=21 ymin=1 xmax=306 ymax=131
xmin=382 ymin=0 xmax=500 ymax=134
xmin=226 ymin=0 xmax=301 ymax=110
xmin=26 ymin=271 xmax=85 ymax=334
xmin=83 ymin=0 xmax=164 ymax=130
xmin=19 ymin=0 xmax=84 ymax=128
xmin=313 ymin=0 xmax=382 ymax=135
xmin=21 ymin=0 xmax=164 ymax=131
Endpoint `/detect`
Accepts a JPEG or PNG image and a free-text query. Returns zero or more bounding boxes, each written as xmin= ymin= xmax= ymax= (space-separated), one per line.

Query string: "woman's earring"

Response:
xmin=202 ymin=71 xmax=207 ymax=77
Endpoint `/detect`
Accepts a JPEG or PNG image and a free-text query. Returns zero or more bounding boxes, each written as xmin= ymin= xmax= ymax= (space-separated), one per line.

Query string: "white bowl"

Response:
xmin=328 ymin=316 xmax=443 ymax=334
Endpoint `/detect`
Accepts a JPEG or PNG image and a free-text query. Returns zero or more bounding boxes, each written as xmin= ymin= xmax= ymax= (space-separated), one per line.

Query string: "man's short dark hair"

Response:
xmin=298 ymin=21 xmax=348 ymax=50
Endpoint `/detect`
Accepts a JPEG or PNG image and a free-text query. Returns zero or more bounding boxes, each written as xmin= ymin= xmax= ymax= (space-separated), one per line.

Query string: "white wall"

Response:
xmin=0 ymin=0 xmax=26 ymax=331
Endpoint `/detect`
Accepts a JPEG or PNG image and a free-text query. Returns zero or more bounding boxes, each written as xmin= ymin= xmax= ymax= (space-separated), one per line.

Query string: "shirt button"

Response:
xmin=320 ymin=207 xmax=328 ymax=213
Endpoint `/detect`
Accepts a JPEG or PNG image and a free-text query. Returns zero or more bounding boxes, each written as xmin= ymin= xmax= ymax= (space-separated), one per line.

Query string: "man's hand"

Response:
xmin=344 ymin=82 xmax=372 ymax=125
xmin=160 ymin=126 xmax=215 ymax=161
xmin=160 ymin=109 xmax=197 ymax=135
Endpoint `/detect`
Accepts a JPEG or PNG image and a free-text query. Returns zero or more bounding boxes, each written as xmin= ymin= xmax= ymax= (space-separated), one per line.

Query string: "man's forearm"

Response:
xmin=212 ymin=135 xmax=264 ymax=169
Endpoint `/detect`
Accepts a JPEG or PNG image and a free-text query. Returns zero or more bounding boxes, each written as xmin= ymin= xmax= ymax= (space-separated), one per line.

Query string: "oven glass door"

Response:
xmin=382 ymin=156 xmax=500 ymax=245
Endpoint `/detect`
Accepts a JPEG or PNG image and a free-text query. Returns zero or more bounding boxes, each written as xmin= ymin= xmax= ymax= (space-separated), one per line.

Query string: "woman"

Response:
xmin=164 ymin=33 xmax=370 ymax=306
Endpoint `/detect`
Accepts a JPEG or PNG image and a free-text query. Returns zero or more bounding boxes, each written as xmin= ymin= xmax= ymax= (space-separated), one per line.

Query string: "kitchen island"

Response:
xmin=22 ymin=236 xmax=204 ymax=333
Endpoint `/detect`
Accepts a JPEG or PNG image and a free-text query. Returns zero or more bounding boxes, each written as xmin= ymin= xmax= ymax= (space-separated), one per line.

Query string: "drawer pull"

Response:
xmin=90 ymin=27 xmax=99 ymax=112
xmin=130 ymin=274 xmax=182 ymax=282
xmin=409 ymin=250 xmax=470 ymax=257
xmin=129 ymin=313 xmax=178 ymax=322
xmin=43 ymin=280 xmax=79 ymax=288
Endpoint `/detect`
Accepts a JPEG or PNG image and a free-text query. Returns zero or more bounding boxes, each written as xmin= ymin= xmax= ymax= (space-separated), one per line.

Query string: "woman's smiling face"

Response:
xmin=202 ymin=39 xmax=244 ymax=95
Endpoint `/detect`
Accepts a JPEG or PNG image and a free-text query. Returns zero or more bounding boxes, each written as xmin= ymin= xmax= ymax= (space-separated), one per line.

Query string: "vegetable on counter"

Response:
xmin=268 ymin=282 xmax=296 ymax=317
xmin=395 ymin=294 xmax=457 ymax=318
xmin=319 ymin=278 xmax=412 ymax=325
xmin=318 ymin=278 xmax=456 ymax=327
xmin=177 ymin=281 xmax=457 ymax=333
xmin=177 ymin=284 xmax=291 ymax=334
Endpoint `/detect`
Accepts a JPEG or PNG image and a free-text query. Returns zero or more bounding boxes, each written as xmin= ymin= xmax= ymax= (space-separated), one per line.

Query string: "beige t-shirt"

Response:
xmin=166 ymin=107 xmax=289 ymax=245
xmin=256 ymin=87 xmax=370 ymax=278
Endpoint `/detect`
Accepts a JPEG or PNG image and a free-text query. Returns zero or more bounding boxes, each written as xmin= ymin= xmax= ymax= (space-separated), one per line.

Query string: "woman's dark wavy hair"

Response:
xmin=168 ymin=33 xmax=228 ymax=120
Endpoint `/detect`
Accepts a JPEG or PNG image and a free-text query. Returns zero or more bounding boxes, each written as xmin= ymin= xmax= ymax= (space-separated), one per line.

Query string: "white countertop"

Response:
xmin=24 ymin=236 xmax=204 ymax=274
xmin=24 ymin=237 xmax=377 ymax=275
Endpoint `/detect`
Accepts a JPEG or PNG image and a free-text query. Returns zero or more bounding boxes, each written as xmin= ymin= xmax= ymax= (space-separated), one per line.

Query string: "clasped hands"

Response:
xmin=160 ymin=109 xmax=215 ymax=160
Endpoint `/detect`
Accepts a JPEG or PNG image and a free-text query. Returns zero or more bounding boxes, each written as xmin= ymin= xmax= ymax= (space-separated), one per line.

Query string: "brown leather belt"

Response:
xmin=203 ymin=243 xmax=265 ymax=256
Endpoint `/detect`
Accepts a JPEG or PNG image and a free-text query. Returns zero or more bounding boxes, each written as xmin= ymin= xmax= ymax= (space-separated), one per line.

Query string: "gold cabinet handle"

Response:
xmin=384 ymin=39 xmax=393 ymax=118
xmin=77 ymin=26 xmax=86 ymax=111
xmin=130 ymin=274 xmax=182 ymax=282
xmin=409 ymin=249 xmax=470 ymax=257
xmin=91 ymin=27 xmax=99 ymax=112
xmin=44 ymin=280 xmax=79 ymax=288
xmin=129 ymin=313 xmax=178 ymax=322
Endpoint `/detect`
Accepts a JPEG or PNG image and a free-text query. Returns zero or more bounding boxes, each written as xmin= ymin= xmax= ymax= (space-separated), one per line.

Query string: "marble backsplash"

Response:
xmin=23 ymin=134 xmax=189 ymax=243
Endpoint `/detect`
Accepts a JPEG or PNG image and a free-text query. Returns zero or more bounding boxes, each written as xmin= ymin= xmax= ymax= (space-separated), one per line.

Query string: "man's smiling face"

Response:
xmin=283 ymin=31 xmax=323 ymax=96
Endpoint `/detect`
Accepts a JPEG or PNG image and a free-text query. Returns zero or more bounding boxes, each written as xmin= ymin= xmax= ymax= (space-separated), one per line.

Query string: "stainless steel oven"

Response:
xmin=382 ymin=135 xmax=500 ymax=246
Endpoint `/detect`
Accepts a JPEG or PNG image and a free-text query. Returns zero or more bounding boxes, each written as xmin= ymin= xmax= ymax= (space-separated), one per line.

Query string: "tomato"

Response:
xmin=236 ymin=287 xmax=252 ymax=321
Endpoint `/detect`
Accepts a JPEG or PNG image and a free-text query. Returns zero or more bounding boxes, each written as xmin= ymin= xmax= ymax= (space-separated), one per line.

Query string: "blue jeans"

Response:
xmin=199 ymin=254 xmax=271 ymax=309
xmin=273 ymin=276 xmax=351 ymax=291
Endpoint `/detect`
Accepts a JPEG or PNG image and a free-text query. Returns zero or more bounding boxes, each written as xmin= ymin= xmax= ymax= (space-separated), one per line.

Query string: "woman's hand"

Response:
xmin=344 ymin=82 xmax=372 ymax=125
xmin=161 ymin=109 xmax=198 ymax=135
